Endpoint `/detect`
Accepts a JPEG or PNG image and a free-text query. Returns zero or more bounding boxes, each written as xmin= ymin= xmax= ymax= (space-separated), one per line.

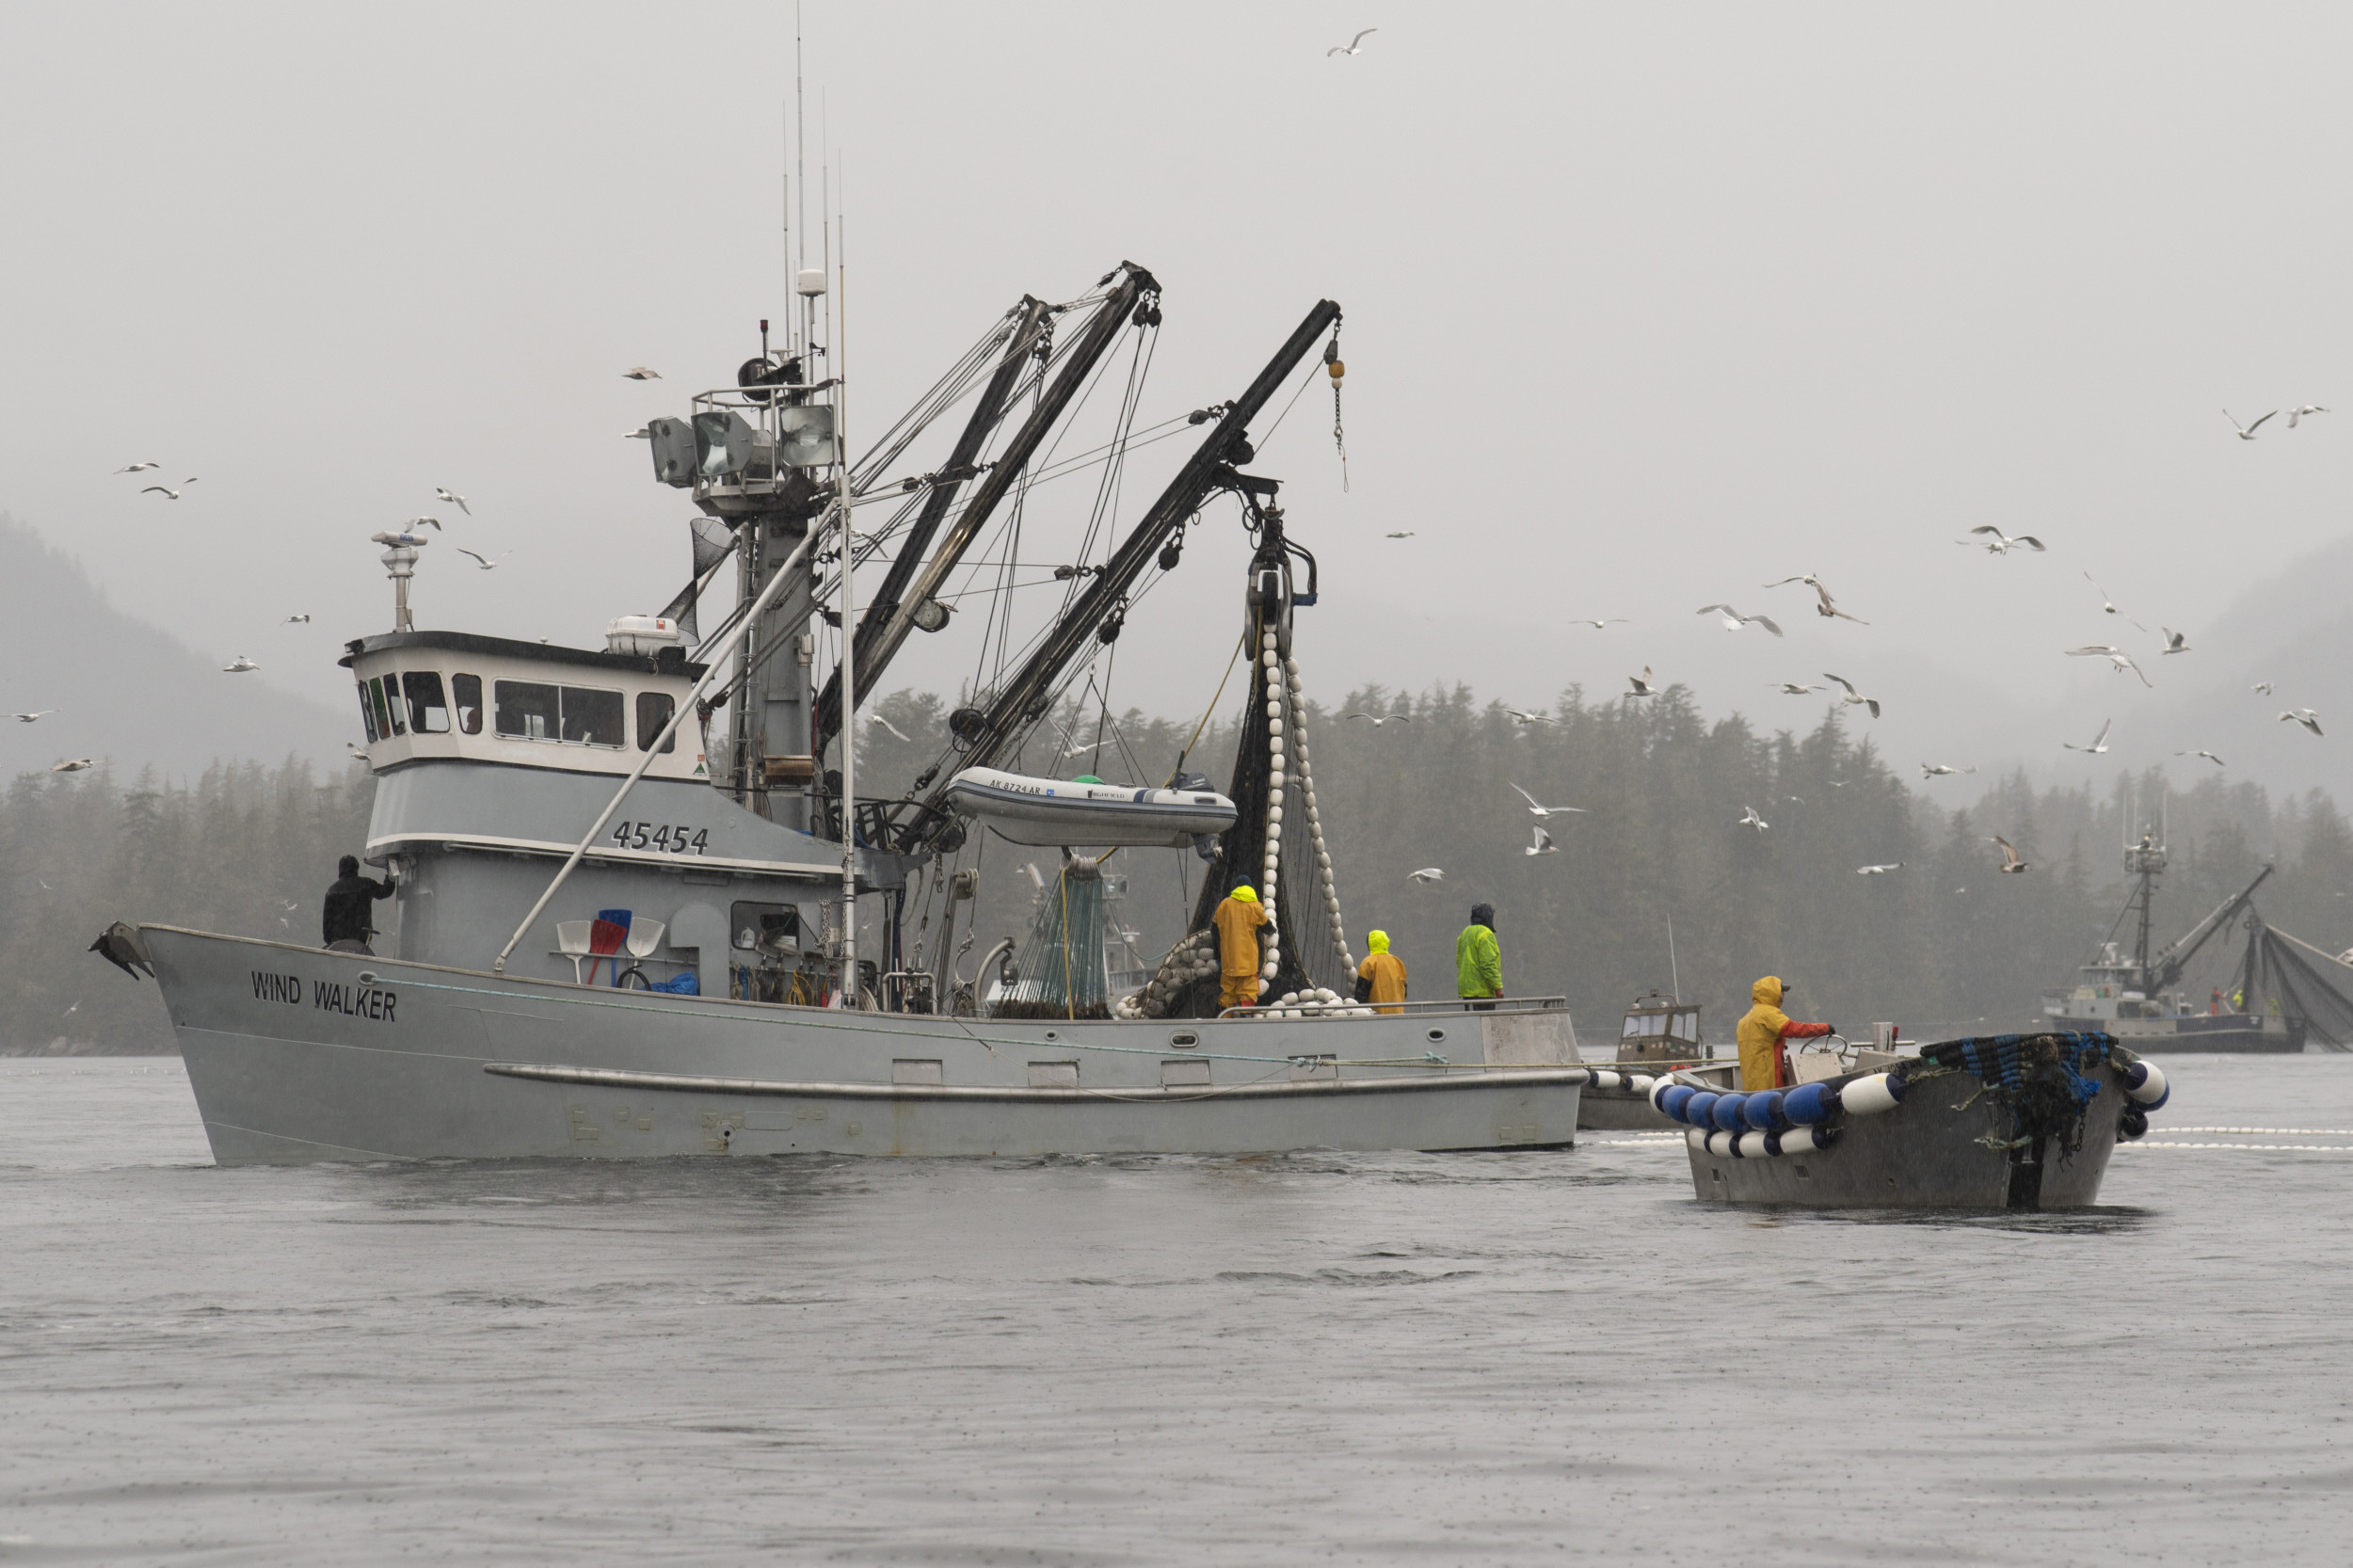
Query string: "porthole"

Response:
xmin=1169 ymin=1031 xmax=1200 ymax=1049
xmin=1044 ymin=1030 xmax=1059 ymax=1041
xmin=1427 ymin=1028 xmax=1447 ymax=1043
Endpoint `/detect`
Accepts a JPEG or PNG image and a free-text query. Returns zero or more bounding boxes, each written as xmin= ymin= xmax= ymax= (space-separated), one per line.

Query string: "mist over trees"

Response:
xmin=8 ymin=683 xmax=2348 ymax=1052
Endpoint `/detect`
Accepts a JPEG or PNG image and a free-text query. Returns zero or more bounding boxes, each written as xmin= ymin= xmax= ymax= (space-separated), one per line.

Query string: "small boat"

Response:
xmin=1649 ymin=1032 xmax=2169 ymax=1209
xmin=1577 ymin=991 xmax=1733 ymax=1130
xmin=943 ymin=767 xmax=1236 ymax=849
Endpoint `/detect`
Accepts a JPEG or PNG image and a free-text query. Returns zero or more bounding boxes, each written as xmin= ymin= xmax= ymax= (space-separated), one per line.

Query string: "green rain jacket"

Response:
xmin=1455 ymin=923 xmax=1502 ymax=998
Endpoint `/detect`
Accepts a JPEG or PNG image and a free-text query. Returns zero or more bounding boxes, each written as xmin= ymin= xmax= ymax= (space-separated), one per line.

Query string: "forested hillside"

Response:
xmin=8 ymin=681 xmax=2348 ymax=1052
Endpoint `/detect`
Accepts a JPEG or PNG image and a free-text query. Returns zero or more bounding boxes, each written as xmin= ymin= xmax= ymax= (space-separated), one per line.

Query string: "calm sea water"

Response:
xmin=3 ymin=1055 xmax=2350 ymax=1565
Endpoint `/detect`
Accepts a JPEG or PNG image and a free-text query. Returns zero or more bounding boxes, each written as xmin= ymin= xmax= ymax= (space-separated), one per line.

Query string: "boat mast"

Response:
xmin=834 ymin=194 xmax=857 ymax=1006
xmin=2125 ymin=824 xmax=2166 ymax=991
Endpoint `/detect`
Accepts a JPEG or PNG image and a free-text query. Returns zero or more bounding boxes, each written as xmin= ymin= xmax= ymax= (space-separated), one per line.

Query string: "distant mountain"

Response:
xmin=0 ymin=514 xmax=349 ymax=779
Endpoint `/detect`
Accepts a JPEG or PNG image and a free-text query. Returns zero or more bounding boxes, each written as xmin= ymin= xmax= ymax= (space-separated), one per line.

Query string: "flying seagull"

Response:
xmin=623 ymin=366 xmax=662 ymax=380
xmin=2081 ymin=572 xmax=2146 ymax=631
xmin=1919 ymin=762 xmax=1977 ymax=779
xmin=2225 ymin=408 xmax=2277 ymax=440
xmin=1766 ymin=573 xmax=1868 ymax=624
xmin=1343 ymin=711 xmax=1411 ymax=727
xmin=1384 ymin=530 xmax=1416 ymax=538
xmin=2160 ymin=627 xmax=2191 ymax=654
xmin=2065 ymin=645 xmax=2153 ymax=686
xmin=1509 ymin=783 xmax=1585 ymax=819
xmin=1525 ymin=826 xmax=1559 ymax=857
xmin=1771 ymin=681 xmax=1823 ymax=696
xmin=456 ymin=548 xmax=509 ymax=569
xmin=51 ymin=758 xmax=95 ymax=773
xmin=2175 ymin=749 xmax=2226 ymax=767
xmin=2252 ymin=680 xmax=2276 ymax=696
xmin=1822 ymin=672 xmax=1881 ymax=718
xmin=223 ymin=655 xmax=260 ymax=673
xmin=1737 ymin=805 xmax=1769 ymax=831
xmin=1503 ymin=707 xmax=1551 ymax=726
xmin=1697 ymin=604 xmax=1785 ymax=636
xmin=434 ymin=487 xmax=471 ymax=515
xmin=407 ymin=516 xmax=444 ymax=532
xmin=346 ymin=741 xmax=369 ymax=760
xmin=1993 ymin=836 xmax=2031 ymax=873
xmin=1407 ymin=867 xmax=1446 ymax=885
xmin=2280 ymin=709 xmax=2325 ymax=737
xmin=869 ymin=713 xmax=912 ymax=744
xmin=2289 ymin=405 xmax=2330 ymax=428
xmin=1962 ymin=525 xmax=2047 ymax=554
xmin=1059 ymin=737 xmax=1107 ymax=759
xmin=114 ymin=461 xmax=160 ymax=473
xmin=1626 ymin=667 xmax=1659 ymax=698
xmin=138 ymin=480 xmax=197 ymax=500
xmin=1328 ymin=27 xmax=1376 ymax=56
xmin=1566 ymin=617 xmax=1628 ymax=630
xmin=1857 ymin=862 xmax=1904 ymax=875
xmin=12 ymin=710 xmax=56 ymax=723
xmin=283 ymin=614 xmax=311 ymax=624
xmin=2062 ymin=718 xmax=2113 ymax=754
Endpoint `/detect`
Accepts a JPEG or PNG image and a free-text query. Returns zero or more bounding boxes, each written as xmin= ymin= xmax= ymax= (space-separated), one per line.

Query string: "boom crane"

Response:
xmin=2146 ymin=864 xmax=2274 ymax=994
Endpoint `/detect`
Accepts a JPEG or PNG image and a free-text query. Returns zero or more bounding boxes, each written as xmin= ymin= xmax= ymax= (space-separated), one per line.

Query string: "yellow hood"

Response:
xmin=1751 ymin=975 xmax=1784 ymax=1008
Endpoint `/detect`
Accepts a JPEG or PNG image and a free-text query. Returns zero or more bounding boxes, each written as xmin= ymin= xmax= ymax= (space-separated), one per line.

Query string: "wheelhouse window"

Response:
xmin=560 ymin=687 xmax=625 ymax=747
xmin=494 ymin=680 xmax=559 ymax=741
xmin=372 ymin=676 xmax=406 ymax=735
xmin=452 ymin=673 xmax=483 ymax=734
xmin=636 ymin=691 xmax=677 ymax=753
xmin=356 ymin=680 xmax=379 ymax=744
xmin=403 ymin=671 xmax=451 ymax=734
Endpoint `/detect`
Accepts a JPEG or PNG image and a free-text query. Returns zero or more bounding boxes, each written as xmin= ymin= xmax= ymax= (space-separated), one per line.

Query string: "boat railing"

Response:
xmin=1216 ymin=995 xmax=1570 ymax=1020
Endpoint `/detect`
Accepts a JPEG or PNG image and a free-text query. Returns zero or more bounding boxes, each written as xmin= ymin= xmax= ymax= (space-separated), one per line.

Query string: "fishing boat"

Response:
xmin=118 ymin=257 xmax=1583 ymax=1162
xmin=1575 ymin=992 xmax=1732 ymax=1130
xmin=1649 ymin=1032 xmax=2171 ymax=1210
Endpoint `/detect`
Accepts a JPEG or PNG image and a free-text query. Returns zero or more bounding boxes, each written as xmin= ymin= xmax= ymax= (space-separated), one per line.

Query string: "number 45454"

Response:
xmin=612 ymin=821 xmax=710 ymax=856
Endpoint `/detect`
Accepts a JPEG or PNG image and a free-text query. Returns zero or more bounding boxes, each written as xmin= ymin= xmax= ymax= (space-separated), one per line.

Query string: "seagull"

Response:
xmin=869 ymin=713 xmax=912 ymax=744
xmin=51 ymin=758 xmax=94 ymax=773
xmin=1503 ymin=707 xmax=1551 ymax=726
xmin=1344 ymin=712 xmax=1412 ymax=727
xmin=1961 ymin=525 xmax=2047 ymax=555
xmin=1525 ymin=826 xmax=1559 ymax=857
xmin=1770 ymin=682 xmax=1823 ymax=696
xmin=407 ymin=516 xmax=444 ymax=532
xmin=114 ymin=461 xmax=160 ymax=473
xmin=1384 ymin=531 xmax=1416 ymax=538
xmin=282 ymin=614 xmax=311 ymax=624
xmin=2062 ymin=719 xmax=2113 ymax=754
xmin=2081 ymin=572 xmax=2146 ymax=630
xmin=1059 ymin=737 xmax=1107 ymax=759
xmin=626 ymin=426 xmax=651 ymax=440
xmin=2225 ymin=408 xmax=2277 ymax=440
xmin=1919 ymin=763 xmax=1977 ymax=779
xmin=1407 ymin=867 xmax=1446 ymax=885
xmin=1828 ymin=778 xmax=1849 ymax=788
xmin=623 ymin=366 xmax=662 ymax=380
xmin=1737 ymin=806 xmax=1769 ymax=831
xmin=2252 ymin=680 xmax=2276 ymax=696
xmin=1509 ymin=783 xmax=1585 ymax=819
xmin=223 ymin=655 xmax=260 ymax=673
xmin=1822 ymin=672 xmax=1881 ymax=718
xmin=12 ymin=710 xmax=56 ymax=723
xmin=2280 ymin=709 xmax=2325 ymax=737
xmin=138 ymin=481 xmax=196 ymax=500
xmin=1697 ymin=604 xmax=1785 ymax=636
xmin=2160 ymin=627 xmax=2191 ymax=655
xmin=1993 ymin=836 xmax=2031 ymax=873
xmin=434 ymin=487 xmax=472 ymax=515
xmin=1766 ymin=574 xmax=1868 ymax=624
xmin=1566 ymin=617 xmax=1628 ymax=630
xmin=1626 ymin=667 xmax=1659 ymax=698
xmin=1328 ymin=27 xmax=1376 ymax=56
xmin=2175 ymin=749 xmax=2227 ymax=767
xmin=2289 ymin=405 xmax=2330 ymax=428
xmin=2065 ymin=646 xmax=2153 ymax=686
xmin=456 ymin=548 xmax=509 ymax=569
xmin=1857 ymin=863 xmax=1904 ymax=875
xmin=345 ymin=742 xmax=370 ymax=761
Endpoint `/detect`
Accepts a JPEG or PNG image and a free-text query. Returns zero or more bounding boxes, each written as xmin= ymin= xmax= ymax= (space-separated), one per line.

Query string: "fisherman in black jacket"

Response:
xmin=322 ymin=855 xmax=394 ymax=952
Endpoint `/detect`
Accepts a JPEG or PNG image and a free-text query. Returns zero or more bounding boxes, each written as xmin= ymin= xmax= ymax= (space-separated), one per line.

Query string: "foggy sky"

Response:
xmin=4 ymin=4 xmax=2349 ymax=800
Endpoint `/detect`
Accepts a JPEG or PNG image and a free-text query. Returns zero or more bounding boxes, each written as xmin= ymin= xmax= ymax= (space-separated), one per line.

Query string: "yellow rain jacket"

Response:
xmin=1736 ymin=975 xmax=1833 ymax=1091
xmin=1356 ymin=930 xmax=1407 ymax=1015
xmin=1213 ymin=888 xmax=1269 ymax=1009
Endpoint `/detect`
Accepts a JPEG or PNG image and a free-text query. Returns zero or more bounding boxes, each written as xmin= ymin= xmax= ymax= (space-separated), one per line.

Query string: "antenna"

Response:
xmin=794 ymin=0 xmax=807 ymax=350
xmin=1667 ymin=915 xmax=1680 ymax=1000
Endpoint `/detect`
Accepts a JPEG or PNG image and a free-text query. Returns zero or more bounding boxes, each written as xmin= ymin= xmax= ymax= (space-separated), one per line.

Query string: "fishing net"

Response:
xmin=1912 ymin=1032 xmax=2114 ymax=1164
xmin=993 ymin=856 xmax=1112 ymax=1020
xmin=2233 ymin=920 xmax=2353 ymax=1050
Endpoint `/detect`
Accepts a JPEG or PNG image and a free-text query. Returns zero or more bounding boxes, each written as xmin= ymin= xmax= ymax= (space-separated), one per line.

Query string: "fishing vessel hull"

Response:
xmin=145 ymin=927 xmax=1584 ymax=1163
xmin=1576 ymin=1063 xmax=1733 ymax=1130
xmin=2046 ymin=1014 xmax=2301 ymax=1053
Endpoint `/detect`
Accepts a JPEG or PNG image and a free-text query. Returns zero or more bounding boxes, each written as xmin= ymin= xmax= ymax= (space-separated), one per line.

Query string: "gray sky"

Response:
xmin=5 ymin=4 xmax=2349 ymax=797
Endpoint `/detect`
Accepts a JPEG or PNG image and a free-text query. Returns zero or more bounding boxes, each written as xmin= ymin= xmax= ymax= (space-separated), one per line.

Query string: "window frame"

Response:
xmin=558 ymin=685 xmax=625 ymax=748
xmin=451 ymin=672 xmax=483 ymax=735
xmin=493 ymin=679 xmax=560 ymax=742
xmin=402 ymin=670 xmax=452 ymax=734
xmin=636 ymin=690 xmax=678 ymax=754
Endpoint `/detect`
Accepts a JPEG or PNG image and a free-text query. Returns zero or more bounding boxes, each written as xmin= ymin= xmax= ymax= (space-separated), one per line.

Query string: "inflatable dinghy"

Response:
xmin=943 ymin=767 xmax=1238 ymax=848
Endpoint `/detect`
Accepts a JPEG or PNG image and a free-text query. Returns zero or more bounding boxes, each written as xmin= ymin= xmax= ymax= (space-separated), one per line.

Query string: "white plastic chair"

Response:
xmin=555 ymin=920 xmax=593 ymax=984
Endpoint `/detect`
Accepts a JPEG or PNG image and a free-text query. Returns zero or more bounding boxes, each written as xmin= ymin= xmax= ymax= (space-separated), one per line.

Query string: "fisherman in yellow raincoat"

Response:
xmin=1355 ymin=930 xmax=1408 ymax=1015
xmin=1213 ymin=885 xmax=1269 ymax=1010
xmin=1736 ymin=975 xmax=1834 ymax=1091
